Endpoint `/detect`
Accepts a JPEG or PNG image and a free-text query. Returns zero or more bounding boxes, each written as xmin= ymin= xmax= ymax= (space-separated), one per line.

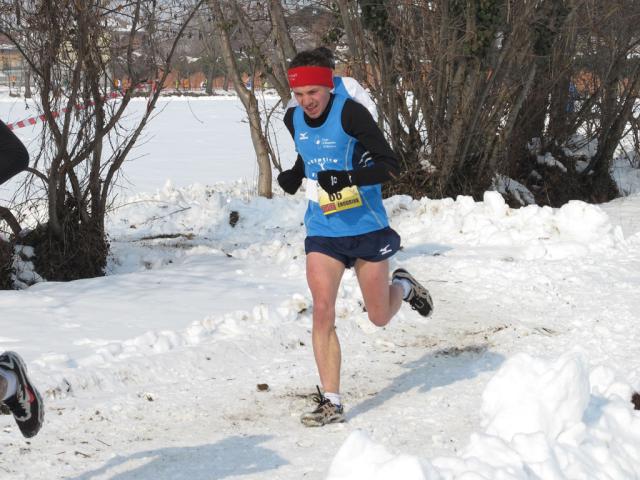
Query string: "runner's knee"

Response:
xmin=367 ymin=310 xmax=391 ymax=327
xmin=312 ymin=300 xmax=336 ymax=328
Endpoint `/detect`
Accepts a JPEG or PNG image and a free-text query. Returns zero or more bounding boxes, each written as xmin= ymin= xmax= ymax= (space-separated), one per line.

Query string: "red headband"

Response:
xmin=287 ymin=66 xmax=334 ymax=89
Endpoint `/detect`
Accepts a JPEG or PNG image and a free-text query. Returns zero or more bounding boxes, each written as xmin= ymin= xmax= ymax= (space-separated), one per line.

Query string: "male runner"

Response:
xmin=278 ymin=49 xmax=434 ymax=426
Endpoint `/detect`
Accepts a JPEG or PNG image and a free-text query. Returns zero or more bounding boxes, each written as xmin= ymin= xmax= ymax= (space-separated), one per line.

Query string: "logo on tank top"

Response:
xmin=314 ymin=135 xmax=337 ymax=149
xmin=307 ymin=157 xmax=339 ymax=173
xmin=299 ymin=132 xmax=309 ymax=141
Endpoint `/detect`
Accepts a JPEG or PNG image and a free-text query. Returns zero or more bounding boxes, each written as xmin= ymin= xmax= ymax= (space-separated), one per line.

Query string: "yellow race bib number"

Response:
xmin=318 ymin=185 xmax=363 ymax=215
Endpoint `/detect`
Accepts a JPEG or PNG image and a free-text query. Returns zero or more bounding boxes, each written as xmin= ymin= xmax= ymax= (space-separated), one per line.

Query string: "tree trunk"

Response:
xmin=206 ymin=65 xmax=214 ymax=95
xmin=208 ymin=0 xmax=272 ymax=198
xmin=235 ymin=1 xmax=292 ymax=108
xmin=335 ymin=0 xmax=367 ymax=81
xmin=23 ymin=60 xmax=31 ymax=98
xmin=268 ymin=0 xmax=296 ymax=62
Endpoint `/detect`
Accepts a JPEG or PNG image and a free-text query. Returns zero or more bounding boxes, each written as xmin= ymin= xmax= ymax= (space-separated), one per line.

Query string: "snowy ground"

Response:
xmin=1 ymin=97 xmax=640 ymax=479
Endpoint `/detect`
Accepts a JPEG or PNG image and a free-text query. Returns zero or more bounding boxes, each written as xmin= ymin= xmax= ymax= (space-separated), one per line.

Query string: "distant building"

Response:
xmin=0 ymin=34 xmax=25 ymax=90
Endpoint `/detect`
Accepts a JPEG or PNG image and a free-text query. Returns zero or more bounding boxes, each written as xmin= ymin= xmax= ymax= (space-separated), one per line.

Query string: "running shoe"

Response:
xmin=300 ymin=386 xmax=345 ymax=427
xmin=393 ymin=268 xmax=434 ymax=317
xmin=0 ymin=351 xmax=44 ymax=438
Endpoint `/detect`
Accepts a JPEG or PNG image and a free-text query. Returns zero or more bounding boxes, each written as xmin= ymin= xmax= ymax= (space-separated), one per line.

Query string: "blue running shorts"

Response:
xmin=305 ymin=227 xmax=401 ymax=268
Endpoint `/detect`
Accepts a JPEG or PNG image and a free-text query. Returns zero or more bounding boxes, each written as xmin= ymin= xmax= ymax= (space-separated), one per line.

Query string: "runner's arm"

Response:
xmin=340 ymin=100 xmax=399 ymax=186
xmin=278 ymin=108 xmax=306 ymax=194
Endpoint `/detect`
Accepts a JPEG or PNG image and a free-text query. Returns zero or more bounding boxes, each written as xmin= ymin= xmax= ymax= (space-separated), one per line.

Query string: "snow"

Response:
xmin=1 ymin=96 xmax=640 ymax=479
xmin=563 ymin=134 xmax=599 ymax=161
xmin=329 ymin=353 xmax=640 ymax=479
xmin=612 ymin=156 xmax=640 ymax=196
xmin=537 ymin=152 xmax=568 ymax=173
xmin=492 ymin=174 xmax=536 ymax=206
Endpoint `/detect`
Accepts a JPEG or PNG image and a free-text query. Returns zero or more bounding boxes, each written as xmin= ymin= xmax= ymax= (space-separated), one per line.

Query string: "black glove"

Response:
xmin=317 ymin=170 xmax=353 ymax=194
xmin=277 ymin=169 xmax=303 ymax=195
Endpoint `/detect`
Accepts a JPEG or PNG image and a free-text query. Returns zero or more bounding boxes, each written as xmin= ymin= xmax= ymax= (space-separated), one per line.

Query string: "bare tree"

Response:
xmin=0 ymin=0 xmax=204 ymax=280
xmin=192 ymin=11 xmax=225 ymax=94
xmin=206 ymin=0 xmax=271 ymax=198
xmin=334 ymin=0 xmax=640 ymax=206
xmin=206 ymin=0 xmax=299 ymax=198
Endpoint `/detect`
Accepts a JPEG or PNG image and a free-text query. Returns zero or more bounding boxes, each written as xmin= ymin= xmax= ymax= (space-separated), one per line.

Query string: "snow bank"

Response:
xmin=328 ymin=353 xmax=640 ymax=480
xmin=327 ymin=430 xmax=439 ymax=480
xmin=107 ymin=184 xmax=626 ymax=276
xmin=388 ymin=191 xmax=624 ymax=260
xmin=106 ymin=180 xmax=306 ymax=273
xmin=108 ymin=180 xmax=304 ymax=242
xmin=481 ymin=354 xmax=590 ymax=442
xmin=76 ymin=293 xmax=312 ymax=367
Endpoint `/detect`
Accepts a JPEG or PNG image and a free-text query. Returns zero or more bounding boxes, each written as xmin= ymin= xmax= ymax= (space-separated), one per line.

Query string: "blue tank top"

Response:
xmin=293 ymin=95 xmax=389 ymax=237
xmin=333 ymin=77 xmax=349 ymax=98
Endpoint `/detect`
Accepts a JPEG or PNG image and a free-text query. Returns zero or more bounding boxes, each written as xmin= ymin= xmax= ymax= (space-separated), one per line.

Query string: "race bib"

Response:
xmin=318 ymin=185 xmax=362 ymax=215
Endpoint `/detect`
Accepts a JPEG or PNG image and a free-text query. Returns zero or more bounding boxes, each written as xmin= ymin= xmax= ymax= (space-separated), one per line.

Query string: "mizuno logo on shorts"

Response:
xmin=379 ymin=244 xmax=392 ymax=255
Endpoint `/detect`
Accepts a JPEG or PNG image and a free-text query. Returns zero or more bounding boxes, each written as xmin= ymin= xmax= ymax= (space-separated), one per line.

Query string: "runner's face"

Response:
xmin=292 ymin=85 xmax=331 ymax=119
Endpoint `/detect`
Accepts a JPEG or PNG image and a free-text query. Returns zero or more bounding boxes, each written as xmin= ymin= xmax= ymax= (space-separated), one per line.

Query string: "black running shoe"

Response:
xmin=0 ymin=351 xmax=44 ymax=438
xmin=300 ymin=386 xmax=345 ymax=427
xmin=393 ymin=268 xmax=434 ymax=317
xmin=0 ymin=375 xmax=9 ymax=415
xmin=0 ymin=375 xmax=6 ymax=401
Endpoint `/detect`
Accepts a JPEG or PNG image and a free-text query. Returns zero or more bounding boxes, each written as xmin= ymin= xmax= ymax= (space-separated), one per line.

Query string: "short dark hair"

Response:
xmin=289 ymin=48 xmax=334 ymax=69
xmin=312 ymin=47 xmax=335 ymax=69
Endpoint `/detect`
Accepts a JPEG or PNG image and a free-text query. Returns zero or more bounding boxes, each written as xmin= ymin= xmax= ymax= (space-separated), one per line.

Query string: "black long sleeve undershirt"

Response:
xmin=283 ymin=95 xmax=399 ymax=186
xmin=0 ymin=120 xmax=29 ymax=186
